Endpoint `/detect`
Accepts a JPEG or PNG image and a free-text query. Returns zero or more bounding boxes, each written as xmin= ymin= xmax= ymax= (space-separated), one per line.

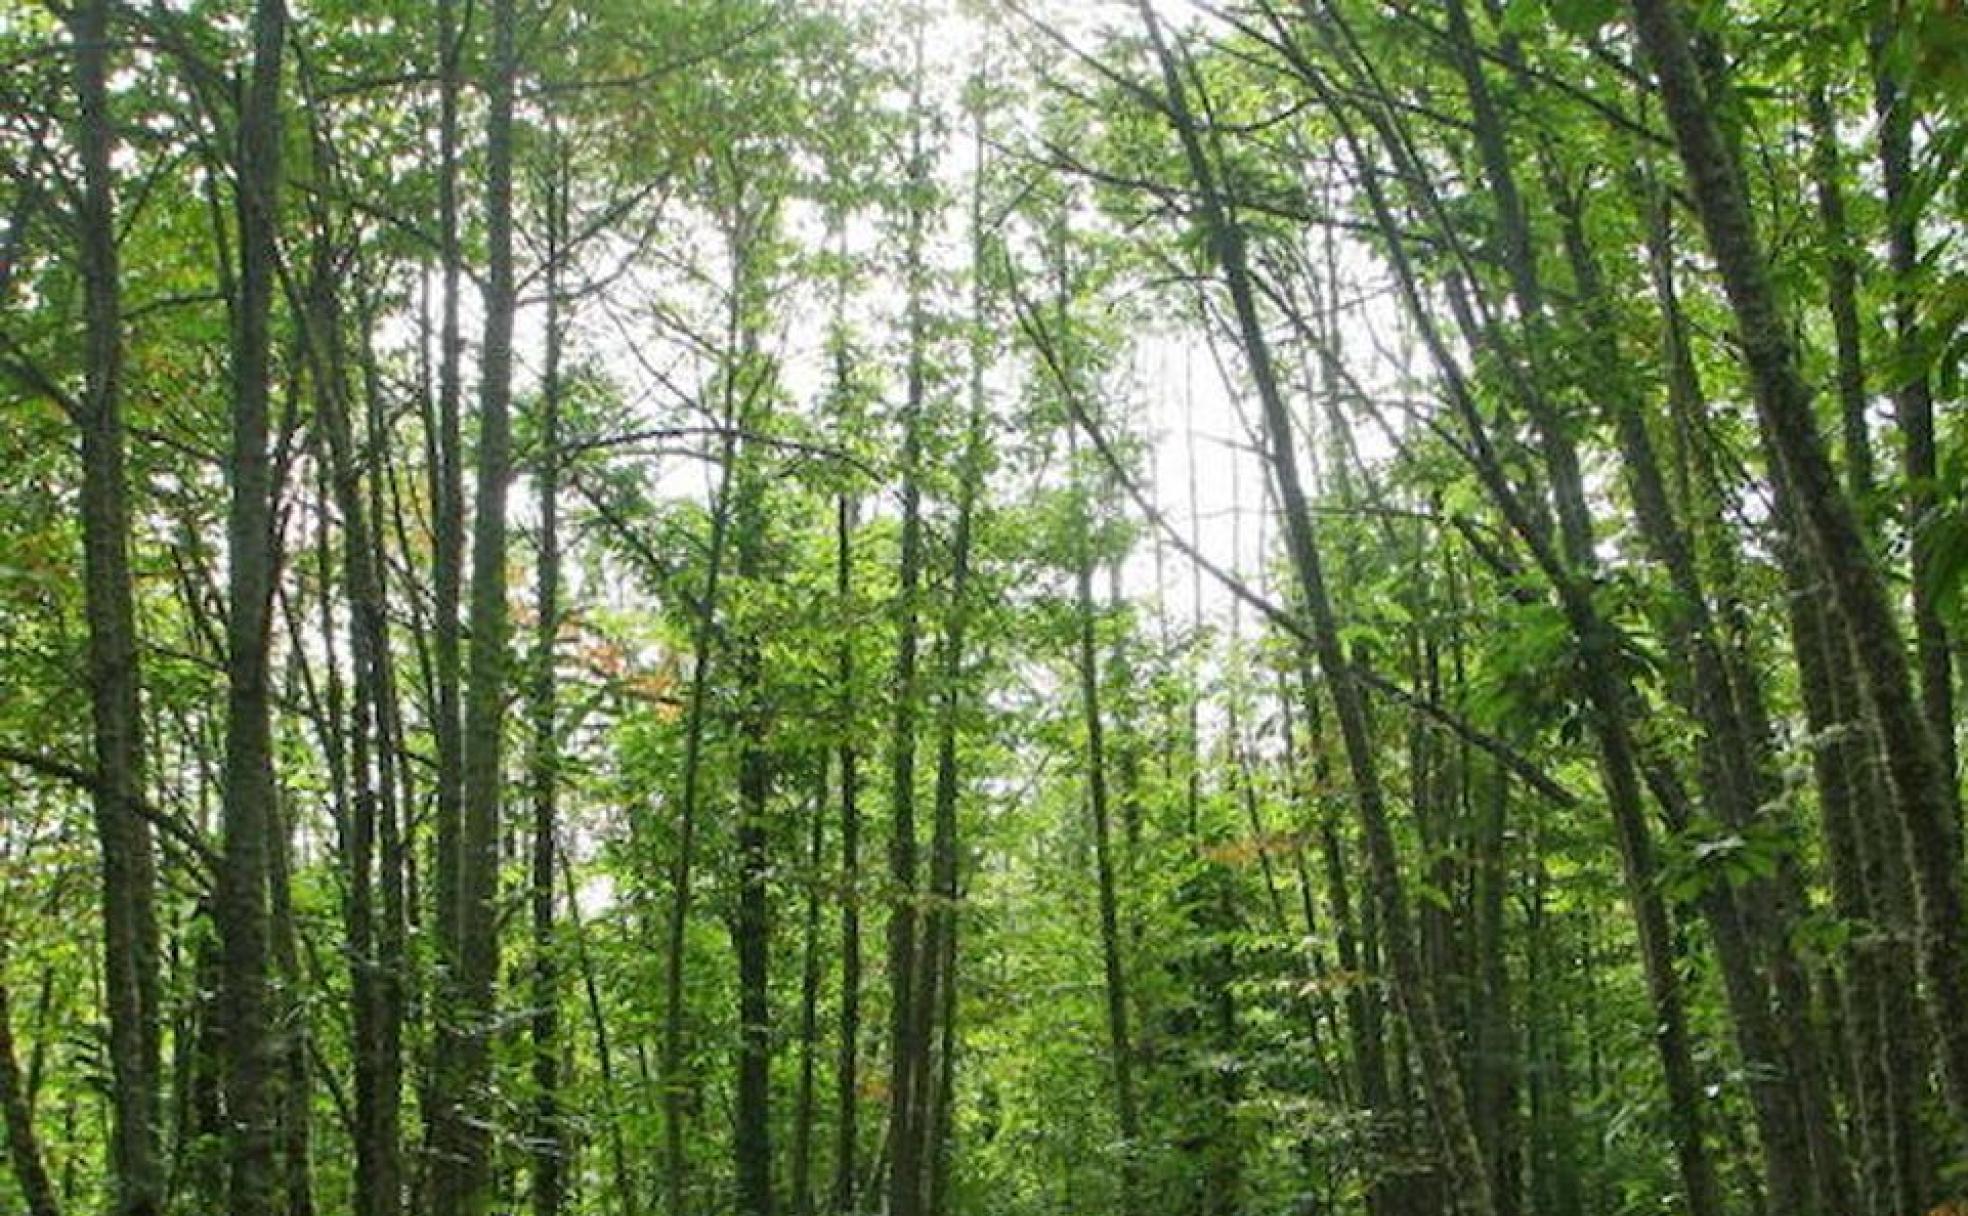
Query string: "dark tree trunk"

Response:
xmin=1068 ymin=416 xmax=1142 ymax=1213
xmin=830 ymin=488 xmax=863 ymax=1216
xmin=433 ymin=0 xmax=516 ymax=1208
xmin=884 ymin=21 xmax=932 ymax=1214
xmin=69 ymin=5 xmax=162 ymax=1212
xmin=527 ymin=135 xmax=569 ymax=1216
xmin=791 ymin=761 xmax=828 ymax=1216
xmin=1870 ymin=26 xmax=1960 ymax=850
xmin=218 ymin=4 xmax=288 ymax=1214
xmin=732 ymin=422 xmax=775 ymax=1216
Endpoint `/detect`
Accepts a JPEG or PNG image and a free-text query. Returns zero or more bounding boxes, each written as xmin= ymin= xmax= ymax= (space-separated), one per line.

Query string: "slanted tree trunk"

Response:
xmin=1804 ymin=83 xmax=1876 ymax=505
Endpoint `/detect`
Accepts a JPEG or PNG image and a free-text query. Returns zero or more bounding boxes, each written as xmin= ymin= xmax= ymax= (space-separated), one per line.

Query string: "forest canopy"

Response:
xmin=2 ymin=1 xmax=1967 ymax=1215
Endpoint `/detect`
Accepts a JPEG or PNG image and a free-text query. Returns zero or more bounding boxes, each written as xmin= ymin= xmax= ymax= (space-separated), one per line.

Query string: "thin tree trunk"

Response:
xmin=268 ymin=792 xmax=314 ymax=1216
xmin=830 ymin=487 xmax=863 ymax=1216
xmin=1804 ymin=84 xmax=1876 ymax=505
xmin=791 ymin=760 xmax=828 ymax=1216
xmin=661 ymin=312 xmax=745 ymax=1216
xmin=1871 ymin=26 xmax=1960 ymax=849
xmin=1068 ymin=414 xmax=1142 ymax=1213
xmin=732 ymin=371 xmax=776 ymax=1216
xmin=913 ymin=89 xmax=993 ymax=1215
xmin=424 ymin=0 xmax=467 ymax=1198
xmin=527 ymin=133 xmax=569 ymax=1216
xmin=884 ymin=16 xmax=932 ymax=1213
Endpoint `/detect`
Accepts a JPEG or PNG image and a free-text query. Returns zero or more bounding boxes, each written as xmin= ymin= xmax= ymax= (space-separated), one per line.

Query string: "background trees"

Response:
xmin=1 ymin=1 xmax=1966 ymax=1214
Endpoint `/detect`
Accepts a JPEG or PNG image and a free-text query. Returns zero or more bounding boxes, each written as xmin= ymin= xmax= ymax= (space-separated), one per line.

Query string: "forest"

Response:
xmin=2 ymin=0 xmax=1967 ymax=1214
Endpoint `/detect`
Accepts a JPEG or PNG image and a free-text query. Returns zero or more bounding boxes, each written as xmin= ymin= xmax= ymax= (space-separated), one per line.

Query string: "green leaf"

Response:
xmin=1550 ymin=0 xmax=1620 ymax=38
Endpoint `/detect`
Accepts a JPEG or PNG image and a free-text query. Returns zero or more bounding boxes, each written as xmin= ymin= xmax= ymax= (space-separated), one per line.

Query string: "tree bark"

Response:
xmin=830 ymin=487 xmax=863 ymax=1216
xmin=218 ymin=3 xmax=288 ymax=1214
xmin=527 ymin=133 xmax=569 ymax=1216
xmin=884 ymin=18 xmax=932 ymax=1213
xmin=432 ymin=0 xmax=516 ymax=1207
xmin=69 ymin=5 xmax=162 ymax=1212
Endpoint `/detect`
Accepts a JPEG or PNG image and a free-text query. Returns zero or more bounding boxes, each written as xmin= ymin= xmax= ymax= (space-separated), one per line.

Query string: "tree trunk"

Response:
xmin=433 ymin=0 xmax=516 ymax=1207
xmin=661 ymin=287 xmax=746 ymax=1216
xmin=830 ymin=487 xmax=863 ymax=1216
xmin=792 ymin=760 xmax=828 ymax=1216
xmin=884 ymin=19 xmax=932 ymax=1213
xmin=424 ymin=0 xmax=467 ymax=1198
xmin=1871 ymin=27 xmax=1959 ymax=852
xmin=732 ymin=413 xmax=776 ymax=1216
xmin=69 ymin=4 xmax=162 ymax=1211
xmin=527 ymin=134 xmax=569 ymax=1216
xmin=1068 ymin=414 xmax=1142 ymax=1213
xmin=218 ymin=3 xmax=288 ymax=1213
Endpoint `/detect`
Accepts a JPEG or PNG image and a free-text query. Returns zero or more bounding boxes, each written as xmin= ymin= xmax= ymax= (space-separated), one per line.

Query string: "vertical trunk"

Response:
xmin=732 ymin=419 xmax=776 ymax=1216
xmin=528 ymin=138 xmax=568 ymax=1216
xmin=268 ymin=793 xmax=313 ymax=1216
xmin=1804 ymin=84 xmax=1876 ymax=505
xmin=1630 ymin=0 xmax=1968 ymax=1127
xmin=830 ymin=488 xmax=863 ymax=1216
xmin=69 ymin=5 xmax=162 ymax=1212
xmin=561 ymin=850 xmax=638 ymax=1216
xmin=358 ymin=298 xmax=409 ymax=1216
xmin=1069 ymin=419 xmax=1142 ymax=1212
xmin=1871 ymin=28 xmax=1960 ymax=847
xmin=218 ymin=4 xmax=287 ymax=1214
xmin=434 ymin=0 xmax=516 ymax=1207
xmin=884 ymin=17 xmax=931 ymax=1214
xmin=791 ymin=761 xmax=828 ymax=1216
xmin=1468 ymin=765 xmax=1518 ymax=1216
xmin=425 ymin=0 xmax=467 ymax=1196
xmin=1136 ymin=8 xmax=1495 ymax=1211
xmin=914 ymin=95 xmax=993 ymax=1213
